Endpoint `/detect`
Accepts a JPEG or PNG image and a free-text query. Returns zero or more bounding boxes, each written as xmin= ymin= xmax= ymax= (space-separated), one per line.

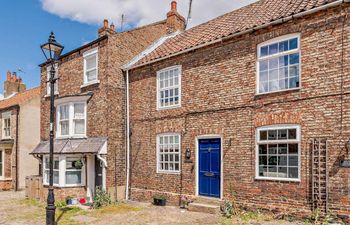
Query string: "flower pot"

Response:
xmin=153 ymin=198 xmax=166 ymax=206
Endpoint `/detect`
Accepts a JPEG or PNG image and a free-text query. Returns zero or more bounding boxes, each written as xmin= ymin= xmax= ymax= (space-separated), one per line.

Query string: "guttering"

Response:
xmin=15 ymin=105 xmax=19 ymax=191
xmin=125 ymin=69 xmax=130 ymax=200
xmin=128 ymin=0 xmax=348 ymax=70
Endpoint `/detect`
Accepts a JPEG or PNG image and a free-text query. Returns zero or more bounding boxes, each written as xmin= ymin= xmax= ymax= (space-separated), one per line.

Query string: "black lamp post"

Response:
xmin=41 ymin=32 xmax=64 ymax=225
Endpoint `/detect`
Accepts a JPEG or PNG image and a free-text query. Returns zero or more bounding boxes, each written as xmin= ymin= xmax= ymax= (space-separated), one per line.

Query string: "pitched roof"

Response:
xmin=0 ymin=87 xmax=40 ymax=109
xmin=130 ymin=0 xmax=339 ymax=68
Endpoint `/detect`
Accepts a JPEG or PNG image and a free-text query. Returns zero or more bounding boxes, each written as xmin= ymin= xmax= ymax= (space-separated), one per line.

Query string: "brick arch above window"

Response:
xmin=254 ymin=112 xmax=301 ymax=128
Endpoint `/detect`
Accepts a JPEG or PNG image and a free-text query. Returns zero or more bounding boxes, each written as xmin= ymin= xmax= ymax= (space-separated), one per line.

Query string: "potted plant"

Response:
xmin=180 ymin=195 xmax=192 ymax=209
xmin=153 ymin=195 xmax=166 ymax=206
xmin=73 ymin=159 xmax=83 ymax=169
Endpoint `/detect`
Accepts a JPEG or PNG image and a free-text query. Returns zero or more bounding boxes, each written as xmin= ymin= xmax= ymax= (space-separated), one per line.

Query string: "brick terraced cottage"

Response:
xmin=0 ymin=72 xmax=40 ymax=190
xmin=124 ymin=0 xmax=350 ymax=221
xmin=31 ymin=2 xmax=186 ymax=202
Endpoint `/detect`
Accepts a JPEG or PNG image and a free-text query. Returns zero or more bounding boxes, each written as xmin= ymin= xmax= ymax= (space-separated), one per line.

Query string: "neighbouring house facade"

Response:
xmin=0 ymin=71 xmax=40 ymax=190
xmin=31 ymin=1 xmax=186 ymax=202
xmin=124 ymin=0 xmax=350 ymax=221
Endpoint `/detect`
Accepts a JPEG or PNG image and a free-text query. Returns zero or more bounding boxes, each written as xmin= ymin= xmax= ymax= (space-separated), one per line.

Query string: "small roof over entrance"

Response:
xmin=31 ymin=137 xmax=107 ymax=155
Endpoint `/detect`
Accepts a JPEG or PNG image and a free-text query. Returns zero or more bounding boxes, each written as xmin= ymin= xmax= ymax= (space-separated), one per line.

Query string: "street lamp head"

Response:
xmin=41 ymin=31 xmax=64 ymax=61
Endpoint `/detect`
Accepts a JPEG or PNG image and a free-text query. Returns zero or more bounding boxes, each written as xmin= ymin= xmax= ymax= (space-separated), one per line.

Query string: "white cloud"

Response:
xmin=41 ymin=0 xmax=258 ymax=29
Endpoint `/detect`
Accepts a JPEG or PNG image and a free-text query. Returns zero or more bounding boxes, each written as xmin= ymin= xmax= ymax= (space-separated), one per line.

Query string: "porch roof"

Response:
xmin=31 ymin=137 xmax=107 ymax=155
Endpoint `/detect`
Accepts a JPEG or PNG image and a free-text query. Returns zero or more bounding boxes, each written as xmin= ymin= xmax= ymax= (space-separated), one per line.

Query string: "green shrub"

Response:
xmin=93 ymin=187 xmax=111 ymax=209
xmin=223 ymin=200 xmax=234 ymax=218
xmin=55 ymin=200 xmax=67 ymax=208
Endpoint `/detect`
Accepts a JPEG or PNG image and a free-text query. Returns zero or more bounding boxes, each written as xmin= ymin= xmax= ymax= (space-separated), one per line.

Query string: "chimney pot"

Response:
xmin=7 ymin=71 xmax=11 ymax=81
xmin=12 ymin=72 xmax=17 ymax=81
xmin=110 ymin=23 xmax=115 ymax=31
xmin=103 ymin=19 xmax=109 ymax=28
xmin=171 ymin=0 xmax=177 ymax=11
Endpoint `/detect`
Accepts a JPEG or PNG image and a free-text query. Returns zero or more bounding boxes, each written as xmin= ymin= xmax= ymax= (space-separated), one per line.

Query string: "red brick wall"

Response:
xmin=128 ymin=6 xmax=350 ymax=220
xmin=39 ymin=22 xmax=169 ymax=199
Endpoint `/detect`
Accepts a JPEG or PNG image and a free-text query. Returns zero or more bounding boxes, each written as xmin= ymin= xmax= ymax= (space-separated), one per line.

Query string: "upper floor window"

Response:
xmin=2 ymin=112 xmax=11 ymax=139
xmin=157 ymin=133 xmax=181 ymax=173
xmin=257 ymin=34 xmax=300 ymax=94
xmin=83 ymin=48 xmax=98 ymax=84
xmin=157 ymin=66 xmax=181 ymax=110
xmin=47 ymin=64 xmax=59 ymax=95
xmin=57 ymin=102 xmax=86 ymax=138
xmin=256 ymin=125 xmax=300 ymax=181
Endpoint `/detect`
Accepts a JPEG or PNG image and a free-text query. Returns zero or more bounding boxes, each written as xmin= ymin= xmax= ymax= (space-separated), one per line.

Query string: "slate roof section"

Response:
xmin=131 ymin=0 xmax=339 ymax=68
xmin=31 ymin=137 xmax=107 ymax=155
xmin=0 ymin=87 xmax=40 ymax=109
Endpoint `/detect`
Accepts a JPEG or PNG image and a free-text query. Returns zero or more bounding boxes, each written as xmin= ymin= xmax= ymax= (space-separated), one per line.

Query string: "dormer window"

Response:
xmin=83 ymin=48 xmax=98 ymax=85
xmin=57 ymin=102 xmax=86 ymax=138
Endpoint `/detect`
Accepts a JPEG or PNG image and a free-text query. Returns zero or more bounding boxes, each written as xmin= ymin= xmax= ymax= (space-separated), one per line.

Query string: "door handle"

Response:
xmin=204 ymin=172 xmax=215 ymax=177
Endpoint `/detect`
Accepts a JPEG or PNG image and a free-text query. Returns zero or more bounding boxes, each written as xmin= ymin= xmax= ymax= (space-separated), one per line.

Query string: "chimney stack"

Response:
xmin=4 ymin=70 xmax=26 ymax=98
xmin=166 ymin=0 xmax=186 ymax=33
xmin=98 ymin=19 xmax=116 ymax=37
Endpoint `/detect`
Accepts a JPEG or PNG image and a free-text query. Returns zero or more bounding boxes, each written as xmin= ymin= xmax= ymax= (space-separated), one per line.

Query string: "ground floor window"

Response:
xmin=157 ymin=133 xmax=181 ymax=173
xmin=43 ymin=155 xmax=85 ymax=187
xmin=256 ymin=125 xmax=300 ymax=181
xmin=0 ymin=150 xmax=3 ymax=178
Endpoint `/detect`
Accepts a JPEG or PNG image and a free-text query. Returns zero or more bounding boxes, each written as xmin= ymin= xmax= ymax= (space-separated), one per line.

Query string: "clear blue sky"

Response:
xmin=0 ymin=0 xmax=99 ymax=93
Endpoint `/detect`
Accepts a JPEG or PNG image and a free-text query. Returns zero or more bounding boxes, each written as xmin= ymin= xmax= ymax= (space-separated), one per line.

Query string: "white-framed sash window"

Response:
xmin=83 ymin=48 xmax=98 ymax=84
xmin=47 ymin=64 xmax=59 ymax=95
xmin=256 ymin=125 xmax=301 ymax=181
xmin=157 ymin=133 xmax=181 ymax=173
xmin=43 ymin=155 xmax=85 ymax=187
xmin=257 ymin=34 xmax=301 ymax=94
xmin=57 ymin=102 xmax=86 ymax=138
xmin=2 ymin=112 xmax=11 ymax=139
xmin=43 ymin=156 xmax=59 ymax=186
xmin=157 ymin=66 xmax=181 ymax=110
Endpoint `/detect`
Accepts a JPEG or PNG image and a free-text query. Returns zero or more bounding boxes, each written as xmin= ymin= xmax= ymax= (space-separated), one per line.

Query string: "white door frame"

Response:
xmin=195 ymin=135 xmax=223 ymax=199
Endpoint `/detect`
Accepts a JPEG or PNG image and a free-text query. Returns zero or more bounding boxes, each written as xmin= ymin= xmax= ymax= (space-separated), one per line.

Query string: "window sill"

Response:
xmin=0 ymin=178 xmax=12 ymax=181
xmin=1 ymin=137 xmax=13 ymax=140
xmin=44 ymin=93 xmax=59 ymax=98
xmin=255 ymin=87 xmax=301 ymax=97
xmin=255 ymin=176 xmax=300 ymax=182
xmin=43 ymin=184 xmax=85 ymax=188
xmin=157 ymin=171 xmax=181 ymax=175
xmin=55 ymin=136 xmax=87 ymax=140
xmin=80 ymin=80 xmax=100 ymax=89
xmin=157 ymin=104 xmax=181 ymax=111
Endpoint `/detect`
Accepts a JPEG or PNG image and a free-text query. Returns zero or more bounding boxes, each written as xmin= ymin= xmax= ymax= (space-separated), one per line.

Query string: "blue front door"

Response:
xmin=198 ymin=138 xmax=221 ymax=198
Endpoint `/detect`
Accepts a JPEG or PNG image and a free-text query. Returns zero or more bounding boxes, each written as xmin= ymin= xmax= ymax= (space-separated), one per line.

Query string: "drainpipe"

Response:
xmin=15 ymin=105 xmax=19 ymax=191
xmin=125 ymin=69 xmax=130 ymax=200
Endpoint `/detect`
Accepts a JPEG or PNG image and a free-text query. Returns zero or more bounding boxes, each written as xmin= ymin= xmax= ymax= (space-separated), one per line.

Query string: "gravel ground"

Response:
xmin=0 ymin=191 xmax=304 ymax=225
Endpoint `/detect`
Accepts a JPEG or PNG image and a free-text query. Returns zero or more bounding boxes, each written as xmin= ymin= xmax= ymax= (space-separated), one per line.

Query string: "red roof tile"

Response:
xmin=132 ymin=0 xmax=338 ymax=67
xmin=0 ymin=87 xmax=40 ymax=109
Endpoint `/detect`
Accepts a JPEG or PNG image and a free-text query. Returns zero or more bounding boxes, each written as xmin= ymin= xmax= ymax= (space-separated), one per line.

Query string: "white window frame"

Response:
xmin=256 ymin=33 xmax=301 ymax=95
xmin=2 ymin=112 xmax=11 ymax=139
xmin=156 ymin=65 xmax=182 ymax=110
xmin=255 ymin=124 xmax=301 ymax=182
xmin=43 ymin=155 xmax=85 ymax=187
xmin=56 ymin=102 xmax=87 ymax=138
xmin=83 ymin=48 xmax=99 ymax=85
xmin=156 ymin=133 xmax=181 ymax=174
xmin=46 ymin=64 xmax=59 ymax=96
xmin=0 ymin=150 xmax=4 ymax=179
xmin=43 ymin=155 xmax=60 ymax=186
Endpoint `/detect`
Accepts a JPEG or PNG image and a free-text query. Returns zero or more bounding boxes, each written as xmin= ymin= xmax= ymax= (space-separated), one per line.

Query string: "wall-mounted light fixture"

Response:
xmin=185 ymin=148 xmax=192 ymax=163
